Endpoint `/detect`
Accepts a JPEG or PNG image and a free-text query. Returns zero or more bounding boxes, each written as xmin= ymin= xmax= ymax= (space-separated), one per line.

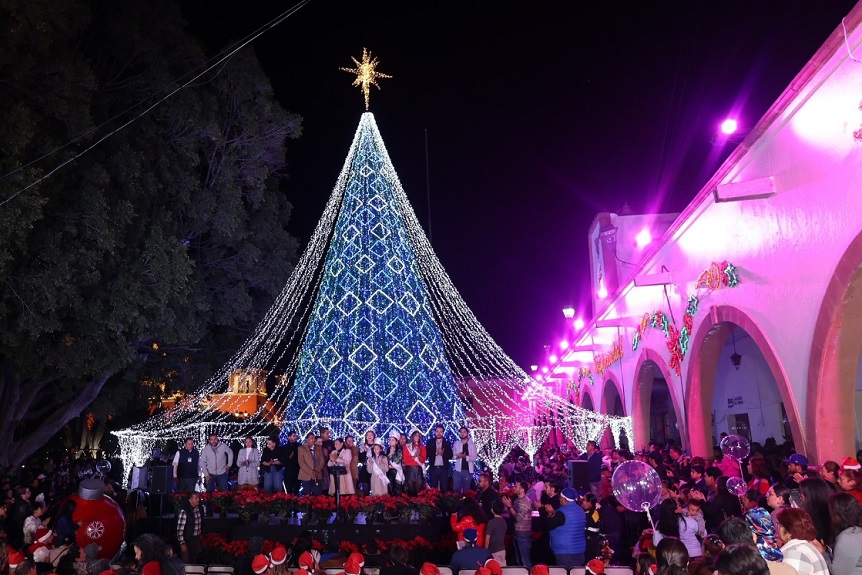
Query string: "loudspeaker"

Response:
xmin=130 ymin=466 xmax=148 ymax=490
xmin=567 ymin=460 xmax=590 ymax=493
xmin=150 ymin=465 xmax=173 ymax=494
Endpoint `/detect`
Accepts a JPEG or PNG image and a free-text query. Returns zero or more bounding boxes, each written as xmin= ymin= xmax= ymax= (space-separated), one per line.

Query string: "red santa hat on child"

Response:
xmin=298 ymin=551 xmax=316 ymax=571
xmin=344 ymin=556 xmax=363 ymax=575
xmin=252 ymin=555 xmax=271 ymax=575
xmin=842 ymin=457 xmax=862 ymax=470
xmin=484 ymin=559 xmax=502 ymax=575
xmin=420 ymin=564 xmax=440 ymax=575
xmin=8 ymin=550 xmax=26 ymax=569
xmin=269 ymin=545 xmax=287 ymax=565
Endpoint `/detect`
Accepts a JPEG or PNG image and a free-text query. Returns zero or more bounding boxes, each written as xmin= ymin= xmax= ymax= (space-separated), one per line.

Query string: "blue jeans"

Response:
xmin=452 ymin=469 xmax=473 ymax=493
xmin=301 ymin=479 xmax=323 ymax=495
xmin=263 ymin=468 xmax=284 ymax=493
xmin=429 ymin=466 xmax=449 ymax=491
xmin=514 ymin=532 xmax=532 ymax=568
xmin=554 ymin=553 xmax=584 ymax=570
xmin=206 ymin=472 xmax=228 ymax=492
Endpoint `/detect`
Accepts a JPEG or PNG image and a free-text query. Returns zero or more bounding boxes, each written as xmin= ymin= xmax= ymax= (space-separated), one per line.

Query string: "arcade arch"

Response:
xmin=807 ymin=232 xmax=862 ymax=461
xmin=686 ymin=306 xmax=802 ymax=459
xmin=633 ymin=349 xmax=685 ymax=451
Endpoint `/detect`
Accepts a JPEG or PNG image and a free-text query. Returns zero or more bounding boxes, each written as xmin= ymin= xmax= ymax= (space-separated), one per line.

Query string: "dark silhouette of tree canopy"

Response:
xmin=0 ymin=0 xmax=302 ymax=466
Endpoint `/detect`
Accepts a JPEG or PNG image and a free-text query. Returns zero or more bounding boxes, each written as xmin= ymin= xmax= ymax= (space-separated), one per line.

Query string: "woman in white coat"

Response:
xmin=328 ymin=437 xmax=355 ymax=495
xmin=237 ymin=436 xmax=260 ymax=489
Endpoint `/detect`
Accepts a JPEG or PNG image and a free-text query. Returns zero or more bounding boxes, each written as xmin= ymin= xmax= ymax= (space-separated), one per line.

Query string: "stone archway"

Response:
xmin=600 ymin=373 xmax=625 ymax=416
xmin=686 ymin=305 xmax=801 ymax=459
xmin=808 ymin=232 xmax=862 ymax=462
xmin=632 ymin=348 xmax=686 ymax=451
xmin=600 ymin=374 xmax=625 ymax=448
xmin=581 ymin=385 xmax=596 ymax=410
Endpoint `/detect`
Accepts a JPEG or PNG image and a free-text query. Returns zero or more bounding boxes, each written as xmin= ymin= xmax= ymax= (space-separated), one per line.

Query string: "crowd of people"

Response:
xmin=4 ymin=431 xmax=862 ymax=575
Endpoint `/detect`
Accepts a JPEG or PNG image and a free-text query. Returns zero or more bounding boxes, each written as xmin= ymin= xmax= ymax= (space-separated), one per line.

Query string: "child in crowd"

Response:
xmin=686 ymin=499 xmax=706 ymax=539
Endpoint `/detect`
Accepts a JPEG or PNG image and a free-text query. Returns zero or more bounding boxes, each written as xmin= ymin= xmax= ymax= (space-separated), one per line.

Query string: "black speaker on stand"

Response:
xmin=567 ymin=460 xmax=590 ymax=494
xmin=149 ymin=465 xmax=173 ymax=537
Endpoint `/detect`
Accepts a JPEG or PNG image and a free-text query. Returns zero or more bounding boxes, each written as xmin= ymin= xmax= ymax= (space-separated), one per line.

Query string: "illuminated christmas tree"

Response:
xmin=115 ymin=51 xmax=630 ymax=475
xmin=281 ymin=112 xmax=464 ymax=439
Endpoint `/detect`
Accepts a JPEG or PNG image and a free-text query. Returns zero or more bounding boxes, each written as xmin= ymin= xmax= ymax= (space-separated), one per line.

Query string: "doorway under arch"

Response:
xmin=633 ymin=349 xmax=685 ymax=451
xmin=807 ymin=233 xmax=862 ymax=461
xmin=601 ymin=376 xmax=625 ymax=449
xmin=687 ymin=306 xmax=801 ymax=459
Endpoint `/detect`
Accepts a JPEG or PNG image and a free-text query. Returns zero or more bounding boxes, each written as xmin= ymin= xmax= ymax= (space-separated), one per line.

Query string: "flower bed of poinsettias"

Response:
xmin=197 ymin=532 xmax=457 ymax=566
xmin=173 ymin=489 xmax=473 ymax=523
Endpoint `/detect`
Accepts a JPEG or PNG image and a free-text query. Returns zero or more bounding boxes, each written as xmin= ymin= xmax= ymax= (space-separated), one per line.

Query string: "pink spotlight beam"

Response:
xmin=574 ymin=317 xmax=585 ymax=330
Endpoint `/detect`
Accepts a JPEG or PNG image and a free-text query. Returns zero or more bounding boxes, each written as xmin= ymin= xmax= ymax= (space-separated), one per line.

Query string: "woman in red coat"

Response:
xmin=450 ymin=497 xmax=489 ymax=548
xmin=402 ymin=430 xmax=427 ymax=496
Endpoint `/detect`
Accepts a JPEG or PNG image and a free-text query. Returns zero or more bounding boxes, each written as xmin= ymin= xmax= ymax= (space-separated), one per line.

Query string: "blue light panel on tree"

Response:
xmin=281 ymin=113 xmax=465 ymax=440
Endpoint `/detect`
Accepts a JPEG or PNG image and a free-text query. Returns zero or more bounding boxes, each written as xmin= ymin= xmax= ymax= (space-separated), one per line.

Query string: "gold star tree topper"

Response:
xmin=340 ymin=48 xmax=391 ymax=110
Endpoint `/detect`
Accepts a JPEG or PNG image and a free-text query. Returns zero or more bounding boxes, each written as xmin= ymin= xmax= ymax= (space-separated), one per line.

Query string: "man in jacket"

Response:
xmin=452 ymin=427 xmax=478 ymax=494
xmin=546 ymin=488 xmax=586 ymax=569
xmin=426 ymin=425 xmax=453 ymax=492
xmin=200 ymin=434 xmax=234 ymax=492
xmin=176 ymin=492 xmax=203 ymax=562
xmin=298 ymin=432 xmax=325 ymax=495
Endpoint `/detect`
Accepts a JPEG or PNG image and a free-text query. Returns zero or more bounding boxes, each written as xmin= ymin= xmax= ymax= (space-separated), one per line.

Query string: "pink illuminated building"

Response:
xmin=543 ymin=4 xmax=862 ymax=463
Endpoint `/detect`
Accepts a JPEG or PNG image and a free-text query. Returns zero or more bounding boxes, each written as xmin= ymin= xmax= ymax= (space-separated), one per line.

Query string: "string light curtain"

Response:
xmin=115 ymin=113 xmax=631 ymax=477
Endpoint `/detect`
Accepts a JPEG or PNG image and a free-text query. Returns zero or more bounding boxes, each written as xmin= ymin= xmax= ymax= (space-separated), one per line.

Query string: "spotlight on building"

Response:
xmin=635 ymin=227 xmax=652 ymax=250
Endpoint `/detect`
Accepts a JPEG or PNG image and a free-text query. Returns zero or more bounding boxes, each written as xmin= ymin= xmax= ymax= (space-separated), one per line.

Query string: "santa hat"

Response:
xmin=348 ymin=553 xmax=365 ymax=568
xmin=484 ymin=559 xmax=502 ymax=575
xmin=298 ymin=551 xmax=316 ymax=571
xmin=34 ymin=528 xmax=53 ymax=544
xmin=269 ymin=545 xmax=287 ymax=565
xmin=344 ymin=556 xmax=363 ymax=575
xmin=252 ymin=554 xmax=271 ymax=575
xmin=530 ymin=566 xmax=549 ymax=575
xmin=420 ymin=563 xmax=440 ymax=575
xmin=586 ymin=559 xmax=605 ymax=575
xmin=842 ymin=457 xmax=862 ymax=470
xmin=8 ymin=550 xmax=26 ymax=569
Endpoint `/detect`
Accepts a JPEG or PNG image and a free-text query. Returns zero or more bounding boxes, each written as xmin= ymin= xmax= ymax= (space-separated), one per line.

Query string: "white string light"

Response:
xmin=115 ymin=113 xmax=630 ymax=481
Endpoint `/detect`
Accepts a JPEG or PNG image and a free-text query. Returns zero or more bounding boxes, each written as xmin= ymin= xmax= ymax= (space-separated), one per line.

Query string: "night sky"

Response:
xmin=180 ymin=1 xmax=856 ymax=368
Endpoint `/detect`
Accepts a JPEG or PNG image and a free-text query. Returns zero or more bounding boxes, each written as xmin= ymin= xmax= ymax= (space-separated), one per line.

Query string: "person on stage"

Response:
xmin=403 ymin=430 xmax=427 ymax=496
xmin=327 ymin=437 xmax=355 ymax=495
xmin=238 ymin=436 xmax=261 ymax=490
xmin=368 ymin=442 xmax=390 ymax=496
xmin=298 ymin=433 xmax=325 ymax=495
xmin=172 ymin=437 xmax=200 ymax=493
xmin=453 ymin=426 xmax=477 ymax=494
xmin=284 ymin=431 xmax=301 ymax=496
xmin=345 ymin=435 xmax=360 ymax=492
xmin=200 ymin=434 xmax=233 ymax=492
xmin=386 ymin=430 xmax=404 ymax=495
xmin=358 ymin=430 xmax=377 ymax=495
xmin=261 ymin=437 xmax=285 ymax=494
xmin=426 ymin=425 xmax=453 ymax=492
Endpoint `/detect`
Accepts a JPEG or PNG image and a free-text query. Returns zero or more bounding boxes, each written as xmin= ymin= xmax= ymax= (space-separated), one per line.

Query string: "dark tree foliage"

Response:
xmin=0 ymin=0 xmax=302 ymax=465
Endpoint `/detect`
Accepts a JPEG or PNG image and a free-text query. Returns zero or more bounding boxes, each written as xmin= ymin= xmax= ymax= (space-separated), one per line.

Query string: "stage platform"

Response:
xmin=132 ymin=514 xmax=445 ymax=546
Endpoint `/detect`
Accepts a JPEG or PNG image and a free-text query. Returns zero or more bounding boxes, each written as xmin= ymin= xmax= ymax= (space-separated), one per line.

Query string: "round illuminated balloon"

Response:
xmin=720 ymin=434 xmax=750 ymax=461
xmin=726 ymin=476 xmax=747 ymax=497
xmin=612 ymin=460 xmax=662 ymax=512
xmin=96 ymin=459 xmax=111 ymax=474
